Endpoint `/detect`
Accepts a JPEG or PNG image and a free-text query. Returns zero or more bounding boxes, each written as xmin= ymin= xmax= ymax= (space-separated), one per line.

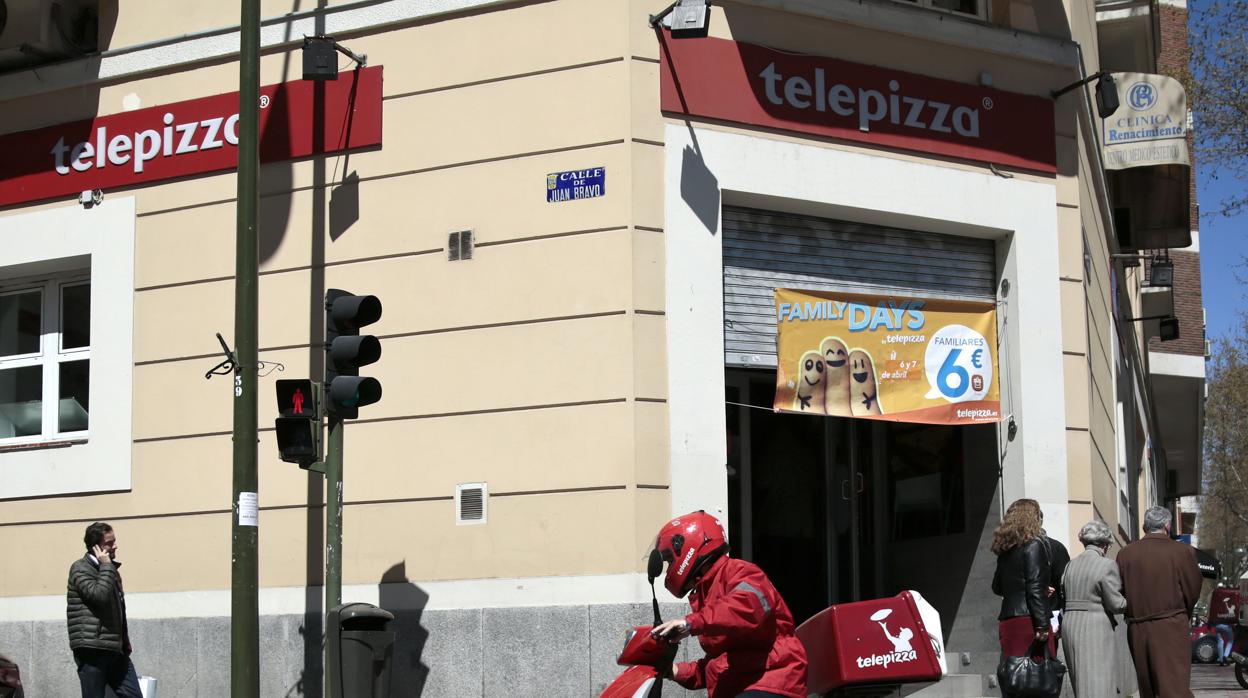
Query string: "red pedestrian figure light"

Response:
xmin=292 ymin=388 xmax=305 ymax=415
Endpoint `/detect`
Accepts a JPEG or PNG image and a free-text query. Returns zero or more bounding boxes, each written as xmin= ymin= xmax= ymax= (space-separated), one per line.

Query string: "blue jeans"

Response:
xmin=73 ymin=648 xmax=141 ymax=698
xmin=1215 ymin=624 xmax=1234 ymax=660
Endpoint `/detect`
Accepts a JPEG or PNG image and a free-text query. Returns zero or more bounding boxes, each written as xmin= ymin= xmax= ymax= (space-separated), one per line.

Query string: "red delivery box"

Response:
xmin=1210 ymin=587 xmax=1240 ymax=624
xmin=1241 ymin=572 xmax=1248 ymax=625
xmin=796 ymin=591 xmax=947 ymax=695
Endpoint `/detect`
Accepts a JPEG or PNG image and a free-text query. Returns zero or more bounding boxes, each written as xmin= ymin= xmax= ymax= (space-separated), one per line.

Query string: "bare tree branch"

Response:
xmin=1190 ymin=0 xmax=1248 ymax=217
xmin=1199 ymin=311 xmax=1248 ymax=579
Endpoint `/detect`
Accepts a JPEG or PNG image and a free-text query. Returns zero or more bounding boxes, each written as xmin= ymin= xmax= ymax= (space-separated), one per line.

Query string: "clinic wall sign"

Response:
xmin=1102 ymin=72 xmax=1189 ymax=170
xmin=547 ymin=167 xmax=605 ymax=203
xmin=0 ymin=66 xmax=384 ymax=208
xmin=774 ymin=288 xmax=1001 ymax=426
xmin=659 ymin=34 xmax=1056 ymax=173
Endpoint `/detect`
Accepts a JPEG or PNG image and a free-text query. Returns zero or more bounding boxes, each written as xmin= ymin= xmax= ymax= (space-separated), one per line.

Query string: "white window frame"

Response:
xmin=0 ymin=198 xmax=134 ymax=499
xmin=890 ymin=0 xmax=988 ymax=21
xmin=0 ymin=274 xmax=91 ymax=445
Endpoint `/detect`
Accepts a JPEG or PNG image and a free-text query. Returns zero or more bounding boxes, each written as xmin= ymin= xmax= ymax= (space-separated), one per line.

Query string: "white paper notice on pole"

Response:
xmin=238 ymin=492 xmax=258 ymax=527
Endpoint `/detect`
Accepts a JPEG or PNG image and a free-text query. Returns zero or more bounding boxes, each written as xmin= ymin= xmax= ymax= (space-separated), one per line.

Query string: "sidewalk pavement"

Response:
xmin=1191 ymin=662 xmax=1244 ymax=697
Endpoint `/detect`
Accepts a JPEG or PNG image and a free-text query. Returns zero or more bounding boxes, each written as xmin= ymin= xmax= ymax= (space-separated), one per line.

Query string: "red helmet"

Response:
xmin=654 ymin=511 xmax=729 ymax=598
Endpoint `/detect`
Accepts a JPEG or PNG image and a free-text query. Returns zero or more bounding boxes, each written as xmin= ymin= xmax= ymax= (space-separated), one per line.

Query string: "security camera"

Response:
xmin=78 ymin=189 xmax=103 ymax=208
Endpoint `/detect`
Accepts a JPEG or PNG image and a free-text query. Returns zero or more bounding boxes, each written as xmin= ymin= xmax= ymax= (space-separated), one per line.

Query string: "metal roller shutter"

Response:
xmin=723 ymin=206 xmax=997 ymax=367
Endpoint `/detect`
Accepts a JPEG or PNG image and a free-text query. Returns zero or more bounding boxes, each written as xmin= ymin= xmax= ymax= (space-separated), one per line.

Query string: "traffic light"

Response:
xmin=325 ymin=289 xmax=382 ymax=419
xmin=275 ymin=378 xmax=322 ymax=468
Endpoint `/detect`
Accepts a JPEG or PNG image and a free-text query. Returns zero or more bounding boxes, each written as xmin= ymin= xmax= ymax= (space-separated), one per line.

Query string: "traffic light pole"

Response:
xmin=326 ymin=416 xmax=343 ymax=608
xmin=231 ymin=0 xmax=260 ymax=695
xmin=320 ymin=289 xmax=381 ymax=698
xmin=324 ymin=414 xmax=343 ymax=698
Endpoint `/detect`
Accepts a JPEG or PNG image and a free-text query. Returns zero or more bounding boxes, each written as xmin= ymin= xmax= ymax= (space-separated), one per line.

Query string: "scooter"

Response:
xmin=600 ymin=552 xmax=948 ymax=697
xmin=599 ymin=551 xmax=678 ymax=698
xmin=1240 ymin=575 xmax=1248 ymax=689
xmin=1211 ymin=620 xmax=1248 ymax=689
xmin=1189 ymin=584 xmax=1248 ymax=688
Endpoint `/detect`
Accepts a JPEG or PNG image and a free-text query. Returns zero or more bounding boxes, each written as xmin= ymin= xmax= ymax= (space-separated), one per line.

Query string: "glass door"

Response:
xmin=727 ymin=368 xmax=876 ymax=623
xmin=833 ymin=418 xmax=881 ymax=605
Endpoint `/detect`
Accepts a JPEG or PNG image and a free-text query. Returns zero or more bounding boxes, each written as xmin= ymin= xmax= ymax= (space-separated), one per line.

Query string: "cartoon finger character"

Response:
xmin=819 ymin=337 xmax=852 ymax=417
xmin=793 ymin=351 xmax=826 ymax=414
xmin=848 ymin=349 xmax=883 ymax=416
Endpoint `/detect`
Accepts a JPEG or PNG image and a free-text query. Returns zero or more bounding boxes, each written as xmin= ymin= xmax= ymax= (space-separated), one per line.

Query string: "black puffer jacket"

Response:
xmin=66 ymin=554 xmax=129 ymax=654
xmin=991 ymin=538 xmax=1051 ymax=630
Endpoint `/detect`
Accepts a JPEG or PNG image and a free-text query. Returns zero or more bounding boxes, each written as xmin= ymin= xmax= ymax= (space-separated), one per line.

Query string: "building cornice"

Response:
xmin=732 ymin=0 xmax=1078 ymax=69
xmin=0 ymin=0 xmax=518 ymax=102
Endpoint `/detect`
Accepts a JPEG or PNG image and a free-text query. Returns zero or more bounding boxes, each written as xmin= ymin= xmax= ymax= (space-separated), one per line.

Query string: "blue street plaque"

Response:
xmin=547 ymin=167 xmax=606 ymax=203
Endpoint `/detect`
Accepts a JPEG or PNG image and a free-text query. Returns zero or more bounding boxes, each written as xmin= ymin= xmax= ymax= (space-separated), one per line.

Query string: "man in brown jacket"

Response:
xmin=1117 ymin=506 xmax=1203 ymax=698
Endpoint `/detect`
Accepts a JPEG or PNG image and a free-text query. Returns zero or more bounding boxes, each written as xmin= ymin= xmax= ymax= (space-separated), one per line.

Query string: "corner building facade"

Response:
xmin=0 ymin=0 xmax=1202 ymax=695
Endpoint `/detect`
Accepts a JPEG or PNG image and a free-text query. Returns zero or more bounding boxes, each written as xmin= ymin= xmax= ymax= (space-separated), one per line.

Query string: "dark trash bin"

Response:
xmin=328 ymin=602 xmax=395 ymax=698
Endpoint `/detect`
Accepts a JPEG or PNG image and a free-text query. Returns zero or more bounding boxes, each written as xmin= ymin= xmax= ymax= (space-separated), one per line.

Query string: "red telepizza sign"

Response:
xmin=659 ymin=35 xmax=1055 ymax=173
xmin=0 ymin=66 xmax=384 ymax=207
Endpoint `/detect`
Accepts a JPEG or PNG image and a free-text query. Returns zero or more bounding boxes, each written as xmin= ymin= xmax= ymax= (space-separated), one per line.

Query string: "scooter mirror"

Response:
xmin=647 ymin=549 xmax=664 ymax=583
xmin=647 ymin=548 xmax=666 ymax=627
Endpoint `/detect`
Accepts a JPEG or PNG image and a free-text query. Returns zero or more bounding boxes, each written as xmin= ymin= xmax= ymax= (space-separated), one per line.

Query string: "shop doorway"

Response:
xmin=726 ymin=368 xmax=996 ymax=626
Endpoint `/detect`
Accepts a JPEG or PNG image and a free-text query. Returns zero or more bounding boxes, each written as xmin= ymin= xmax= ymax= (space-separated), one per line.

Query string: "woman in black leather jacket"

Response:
xmin=991 ymin=498 xmax=1055 ymax=671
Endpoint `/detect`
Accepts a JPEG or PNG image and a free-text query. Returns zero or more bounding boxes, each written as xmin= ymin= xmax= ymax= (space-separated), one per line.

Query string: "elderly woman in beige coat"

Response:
xmin=1061 ymin=520 xmax=1128 ymax=697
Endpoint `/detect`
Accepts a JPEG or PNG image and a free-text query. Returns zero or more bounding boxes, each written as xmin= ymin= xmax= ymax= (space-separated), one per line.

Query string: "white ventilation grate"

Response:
xmin=448 ymin=230 xmax=474 ymax=261
xmin=455 ymin=482 xmax=487 ymax=525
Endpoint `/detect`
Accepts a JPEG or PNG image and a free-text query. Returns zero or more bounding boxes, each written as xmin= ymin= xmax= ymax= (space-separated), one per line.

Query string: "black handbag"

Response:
xmin=996 ymin=641 xmax=1066 ymax=697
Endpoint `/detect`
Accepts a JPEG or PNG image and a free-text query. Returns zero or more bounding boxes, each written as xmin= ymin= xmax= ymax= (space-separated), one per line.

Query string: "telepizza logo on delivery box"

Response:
xmin=857 ymin=608 xmax=919 ymax=669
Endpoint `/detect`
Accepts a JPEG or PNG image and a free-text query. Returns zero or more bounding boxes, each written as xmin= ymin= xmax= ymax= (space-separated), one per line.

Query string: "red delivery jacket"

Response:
xmin=672 ymin=556 xmax=808 ymax=697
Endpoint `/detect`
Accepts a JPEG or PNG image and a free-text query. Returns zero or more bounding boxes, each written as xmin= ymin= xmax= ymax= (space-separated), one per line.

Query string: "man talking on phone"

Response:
xmin=66 ymin=522 xmax=141 ymax=698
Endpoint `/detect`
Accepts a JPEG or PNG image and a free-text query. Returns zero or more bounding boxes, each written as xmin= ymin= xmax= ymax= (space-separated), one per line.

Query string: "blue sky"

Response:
xmin=1198 ymin=170 xmax=1247 ymax=342
xmin=1190 ymin=0 xmax=1246 ymax=344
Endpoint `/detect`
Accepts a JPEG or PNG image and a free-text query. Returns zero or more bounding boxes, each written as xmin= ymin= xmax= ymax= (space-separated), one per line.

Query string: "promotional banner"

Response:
xmin=1102 ymin=72 xmax=1188 ymax=170
xmin=774 ymin=288 xmax=1001 ymax=425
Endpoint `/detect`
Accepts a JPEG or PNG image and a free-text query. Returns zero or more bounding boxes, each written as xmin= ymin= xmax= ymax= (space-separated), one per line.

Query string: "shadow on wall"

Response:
xmin=256 ymin=76 xmax=296 ymax=266
xmin=986 ymin=0 xmax=1072 ymax=37
xmin=656 ymin=28 xmax=720 ymax=234
xmin=290 ymin=610 xmax=324 ymax=698
xmin=380 ymin=561 xmax=432 ymax=696
xmin=680 ymin=144 xmax=720 ymax=234
xmin=0 ymin=0 xmax=117 ymax=176
xmin=330 ymin=170 xmax=360 ymax=241
xmin=885 ymin=423 xmax=1000 ymax=640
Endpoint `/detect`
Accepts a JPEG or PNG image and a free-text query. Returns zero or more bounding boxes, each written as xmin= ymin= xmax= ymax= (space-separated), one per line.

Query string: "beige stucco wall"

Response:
xmin=1057 ymin=3 xmax=1143 ymax=548
xmin=0 ymin=0 xmax=677 ymax=598
xmin=0 ymin=0 xmax=1144 ymax=601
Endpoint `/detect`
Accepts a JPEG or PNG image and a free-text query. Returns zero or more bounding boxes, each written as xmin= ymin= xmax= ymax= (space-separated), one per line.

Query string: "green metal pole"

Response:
xmin=326 ymin=415 xmax=343 ymax=606
xmin=231 ymin=0 xmax=260 ymax=694
xmin=325 ymin=414 xmax=343 ymax=698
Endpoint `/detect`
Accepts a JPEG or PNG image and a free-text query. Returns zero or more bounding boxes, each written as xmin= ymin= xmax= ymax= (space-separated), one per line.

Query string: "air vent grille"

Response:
xmin=448 ymin=230 xmax=474 ymax=261
xmin=456 ymin=482 xmax=487 ymax=525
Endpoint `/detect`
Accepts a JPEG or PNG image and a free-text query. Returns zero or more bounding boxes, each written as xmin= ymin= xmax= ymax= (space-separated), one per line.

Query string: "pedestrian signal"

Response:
xmin=275 ymin=379 xmax=322 ymax=468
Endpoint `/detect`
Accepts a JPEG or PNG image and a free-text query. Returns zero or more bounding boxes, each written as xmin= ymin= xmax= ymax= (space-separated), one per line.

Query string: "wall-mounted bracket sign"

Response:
xmin=1102 ymin=73 xmax=1188 ymax=170
xmin=659 ymin=33 xmax=1055 ymax=173
xmin=0 ymin=66 xmax=384 ymax=208
xmin=547 ymin=167 xmax=605 ymax=203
